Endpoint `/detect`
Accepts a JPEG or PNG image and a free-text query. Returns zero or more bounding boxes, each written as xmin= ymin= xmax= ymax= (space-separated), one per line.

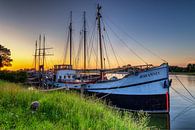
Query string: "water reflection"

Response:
xmin=172 ymin=104 xmax=195 ymax=122
xmin=187 ymin=75 xmax=195 ymax=85
xmin=148 ymin=75 xmax=195 ymax=129
xmin=148 ymin=104 xmax=195 ymax=129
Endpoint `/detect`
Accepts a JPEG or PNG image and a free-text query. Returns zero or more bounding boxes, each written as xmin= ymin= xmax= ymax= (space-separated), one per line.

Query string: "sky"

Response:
xmin=0 ymin=0 xmax=195 ymax=70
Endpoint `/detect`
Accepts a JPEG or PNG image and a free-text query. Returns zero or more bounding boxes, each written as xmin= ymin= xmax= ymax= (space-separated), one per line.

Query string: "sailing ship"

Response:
xmin=53 ymin=4 xmax=171 ymax=113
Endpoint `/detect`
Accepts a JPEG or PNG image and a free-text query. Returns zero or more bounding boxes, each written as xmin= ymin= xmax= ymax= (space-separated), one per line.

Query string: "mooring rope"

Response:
xmin=174 ymin=74 xmax=195 ymax=100
xmin=170 ymin=68 xmax=195 ymax=102
xmin=170 ymin=87 xmax=194 ymax=104
xmin=172 ymin=104 xmax=195 ymax=121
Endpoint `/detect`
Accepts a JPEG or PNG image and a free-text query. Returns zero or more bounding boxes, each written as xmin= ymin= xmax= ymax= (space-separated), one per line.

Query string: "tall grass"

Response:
xmin=0 ymin=80 xmax=148 ymax=129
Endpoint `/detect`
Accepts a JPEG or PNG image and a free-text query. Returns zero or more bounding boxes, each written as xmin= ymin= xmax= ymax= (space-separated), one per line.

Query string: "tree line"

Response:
xmin=170 ymin=64 xmax=195 ymax=72
xmin=0 ymin=70 xmax=27 ymax=83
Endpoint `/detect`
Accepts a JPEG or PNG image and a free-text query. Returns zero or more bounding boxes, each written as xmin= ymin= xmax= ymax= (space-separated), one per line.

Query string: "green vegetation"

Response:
xmin=0 ymin=71 xmax=27 ymax=83
xmin=0 ymin=44 xmax=12 ymax=69
xmin=0 ymin=80 xmax=148 ymax=129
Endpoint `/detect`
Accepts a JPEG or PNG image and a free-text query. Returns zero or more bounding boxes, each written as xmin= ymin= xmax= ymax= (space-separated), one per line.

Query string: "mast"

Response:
xmin=38 ymin=35 xmax=41 ymax=88
xmin=42 ymin=35 xmax=45 ymax=72
xmin=97 ymin=4 xmax=103 ymax=70
xmin=34 ymin=40 xmax=37 ymax=71
xmin=38 ymin=35 xmax=41 ymax=72
xmin=83 ymin=11 xmax=87 ymax=71
xmin=69 ymin=11 xmax=72 ymax=66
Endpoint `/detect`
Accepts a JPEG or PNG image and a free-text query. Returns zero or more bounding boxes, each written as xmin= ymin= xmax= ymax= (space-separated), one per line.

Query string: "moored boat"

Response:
xmin=53 ymin=4 xmax=171 ymax=113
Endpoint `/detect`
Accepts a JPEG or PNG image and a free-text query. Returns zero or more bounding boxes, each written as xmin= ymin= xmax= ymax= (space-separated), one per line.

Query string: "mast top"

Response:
xmin=96 ymin=4 xmax=102 ymax=19
xmin=70 ymin=11 xmax=72 ymax=22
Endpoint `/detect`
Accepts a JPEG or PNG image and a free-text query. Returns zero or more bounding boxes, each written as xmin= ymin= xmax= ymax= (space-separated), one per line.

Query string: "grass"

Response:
xmin=0 ymin=80 xmax=148 ymax=129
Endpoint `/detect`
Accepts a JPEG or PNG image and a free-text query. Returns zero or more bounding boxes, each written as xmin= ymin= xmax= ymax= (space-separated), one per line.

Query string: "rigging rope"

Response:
xmin=87 ymin=20 xmax=97 ymax=68
xmin=105 ymin=16 xmax=168 ymax=63
xmin=102 ymin=24 xmax=120 ymax=67
xmin=95 ymin=27 xmax=99 ymax=69
xmin=93 ymin=16 xmax=148 ymax=101
xmin=63 ymin=29 xmax=70 ymax=64
xmin=75 ymin=31 xmax=83 ymax=68
xmin=103 ymin=20 xmax=148 ymax=65
xmin=102 ymin=20 xmax=127 ymax=66
xmin=102 ymin=35 xmax=111 ymax=69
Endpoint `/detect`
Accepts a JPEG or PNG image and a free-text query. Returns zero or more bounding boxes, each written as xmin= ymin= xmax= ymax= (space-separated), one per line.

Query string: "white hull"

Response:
xmin=86 ymin=64 xmax=169 ymax=95
xmin=54 ymin=64 xmax=170 ymax=112
xmin=55 ymin=64 xmax=169 ymax=95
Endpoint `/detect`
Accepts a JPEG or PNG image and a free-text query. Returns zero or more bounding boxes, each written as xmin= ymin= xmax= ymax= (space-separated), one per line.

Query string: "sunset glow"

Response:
xmin=0 ymin=0 xmax=195 ymax=70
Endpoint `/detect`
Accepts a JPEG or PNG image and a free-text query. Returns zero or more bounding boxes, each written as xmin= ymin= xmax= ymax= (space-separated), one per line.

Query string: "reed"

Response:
xmin=0 ymin=80 xmax=148 ymax=129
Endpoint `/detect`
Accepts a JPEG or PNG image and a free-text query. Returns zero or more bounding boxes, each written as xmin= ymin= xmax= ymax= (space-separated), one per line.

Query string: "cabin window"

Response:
xmin=64 ymin=75 xmax=66 ymax=79
xmin=68 ymin=75 xmax=71 ymax=79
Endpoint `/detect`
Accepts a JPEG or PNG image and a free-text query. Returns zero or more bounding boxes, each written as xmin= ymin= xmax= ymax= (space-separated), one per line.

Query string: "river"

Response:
xmin=148 ymin=75 xmax=195 ymax=129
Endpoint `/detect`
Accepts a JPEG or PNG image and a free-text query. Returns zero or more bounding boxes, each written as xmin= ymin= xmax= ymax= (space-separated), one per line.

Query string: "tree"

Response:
xmin=0 ymin=44 xmax=13 ymax=69
xmin=187 ymin=63 xmax=195 ymax=72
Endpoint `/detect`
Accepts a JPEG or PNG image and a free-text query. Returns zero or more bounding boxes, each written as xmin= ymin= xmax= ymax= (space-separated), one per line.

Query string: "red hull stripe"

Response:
xmin=166 ymin=92 xmax=169 ymax=112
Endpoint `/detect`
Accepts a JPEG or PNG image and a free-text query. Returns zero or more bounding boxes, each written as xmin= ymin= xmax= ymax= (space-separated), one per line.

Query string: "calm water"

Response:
xmin=149 ymin=75 xmax=195 ymax=129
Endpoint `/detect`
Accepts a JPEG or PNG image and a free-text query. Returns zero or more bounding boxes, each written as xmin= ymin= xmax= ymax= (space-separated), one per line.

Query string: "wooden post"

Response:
xmin=80 ymin=84 xmax=86 ymax=97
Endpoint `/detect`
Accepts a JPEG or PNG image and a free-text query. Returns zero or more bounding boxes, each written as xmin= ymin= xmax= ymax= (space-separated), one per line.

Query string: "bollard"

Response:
xmin=30 ymin=101 xmax=39 ymax=112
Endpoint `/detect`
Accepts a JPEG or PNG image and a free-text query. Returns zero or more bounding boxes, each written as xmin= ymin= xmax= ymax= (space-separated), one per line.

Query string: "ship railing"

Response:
xmin=75 ymin=64 xmax=154 ymax=74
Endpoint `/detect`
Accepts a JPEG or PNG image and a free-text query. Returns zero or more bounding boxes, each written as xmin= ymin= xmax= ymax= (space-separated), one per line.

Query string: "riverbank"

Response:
xmin=0 ymin=80 xmax=148 ymax=129
xmin=170 ymin=72 xmax=195 ymax=76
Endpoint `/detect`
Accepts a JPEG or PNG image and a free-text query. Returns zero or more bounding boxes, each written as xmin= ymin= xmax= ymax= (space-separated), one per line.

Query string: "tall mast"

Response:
xmin=42 ymin=35 xmax=45 ymax=72
xmin=34 ymin=40 xmax=37 ymax=71
xmin=69 ymin=11 xmax=72 ymax=66
xmin=97 ymin=4 xmax=103 ymax=70
xmin=38 ymin=34 xmax=41 ymax=71
xmin=83 ymin=11 xmax=87 ymax=71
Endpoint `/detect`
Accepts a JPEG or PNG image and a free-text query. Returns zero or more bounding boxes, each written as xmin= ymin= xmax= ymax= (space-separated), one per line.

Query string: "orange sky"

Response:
xmin=0 ymin=23 xmax=194 ymax=70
